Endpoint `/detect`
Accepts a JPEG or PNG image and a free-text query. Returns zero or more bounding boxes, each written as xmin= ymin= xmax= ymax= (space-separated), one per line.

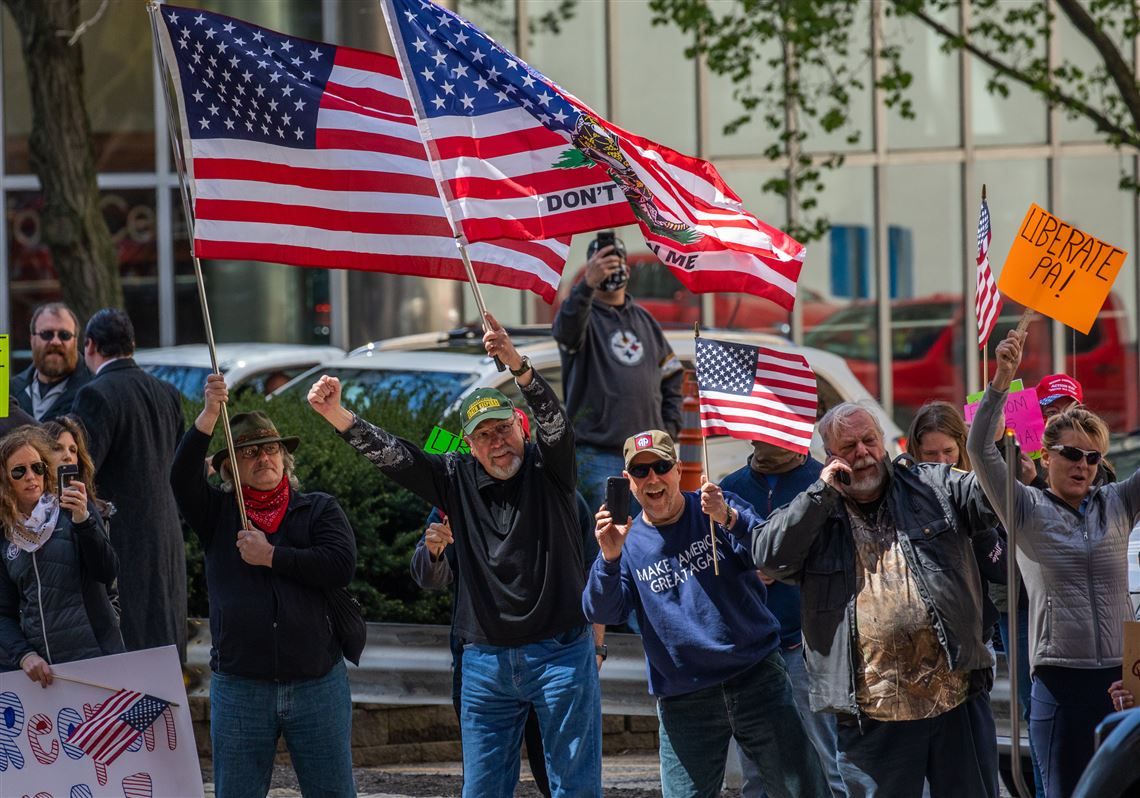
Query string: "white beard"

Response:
xmin=484 ymin=454 xmax=523 ymax=480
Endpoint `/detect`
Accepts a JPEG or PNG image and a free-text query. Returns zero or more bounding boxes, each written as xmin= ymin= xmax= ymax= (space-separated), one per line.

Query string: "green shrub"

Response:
xmin=180 ymin=389 xmax=459 ymax=624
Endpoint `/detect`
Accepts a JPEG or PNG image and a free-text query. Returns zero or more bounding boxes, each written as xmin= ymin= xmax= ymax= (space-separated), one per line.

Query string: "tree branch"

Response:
xmin=890 ymin=0 xmax=1140 ymax=149
xmin=1053 ymin=0 xmax=1140 ymax=136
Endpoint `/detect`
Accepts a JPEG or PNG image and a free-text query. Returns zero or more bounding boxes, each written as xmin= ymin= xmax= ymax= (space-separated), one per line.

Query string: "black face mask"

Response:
xmin=599 ymin=263 xmax=629 ymax=292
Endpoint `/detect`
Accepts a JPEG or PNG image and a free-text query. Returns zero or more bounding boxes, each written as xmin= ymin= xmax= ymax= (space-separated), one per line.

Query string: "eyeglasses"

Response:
xmin=10 ymin=462 xmax=46 ymax=480
xmin=627 ymin=460 xmax=676 ymax=479
xmin=1049 ymin=444 xmax=1102 ymax=466
xmin=237 ymin=441 xmax=282 ymax=460
xmin=469 ymin=420 xmax=516 ymax=447
xmin=34 ymin=329 xmax=75 ymax=342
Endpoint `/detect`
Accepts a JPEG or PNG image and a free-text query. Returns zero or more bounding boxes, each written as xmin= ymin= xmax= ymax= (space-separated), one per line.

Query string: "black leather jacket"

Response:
xmin=752 ymin=457 xmax=998 ymax=716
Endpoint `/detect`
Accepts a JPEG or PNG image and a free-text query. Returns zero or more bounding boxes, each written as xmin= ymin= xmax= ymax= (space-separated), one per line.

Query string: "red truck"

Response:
xmin=802 ymin=292 xmax=1138 ymax=432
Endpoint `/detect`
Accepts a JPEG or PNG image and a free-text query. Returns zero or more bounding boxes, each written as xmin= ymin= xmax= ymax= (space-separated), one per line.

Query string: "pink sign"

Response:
xmin=964 ymin=387 xmax=1045 ymax=457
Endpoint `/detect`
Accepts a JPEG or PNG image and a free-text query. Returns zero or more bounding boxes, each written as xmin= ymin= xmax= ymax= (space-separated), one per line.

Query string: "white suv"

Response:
xmin=272 ymin=326 xmax=903 ymax=478
xmin=134 ymin=343 xmax=345 ymax=400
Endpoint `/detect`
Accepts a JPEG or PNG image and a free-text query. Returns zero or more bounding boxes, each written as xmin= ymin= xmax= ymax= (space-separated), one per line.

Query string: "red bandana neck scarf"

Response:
xmin=241 ymin=476 xmax=290 ymax=534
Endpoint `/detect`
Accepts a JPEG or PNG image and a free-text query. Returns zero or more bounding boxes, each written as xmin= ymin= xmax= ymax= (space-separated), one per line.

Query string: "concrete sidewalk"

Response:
xmin=202 ymin=751 xmax=664 ymax=797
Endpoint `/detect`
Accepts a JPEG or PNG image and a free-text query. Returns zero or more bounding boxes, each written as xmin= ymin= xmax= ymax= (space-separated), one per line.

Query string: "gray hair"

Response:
xmin=219 ymin=449 xmax=300 ymax=492
xmin=818 ymin=401 xmax=884 ymax=453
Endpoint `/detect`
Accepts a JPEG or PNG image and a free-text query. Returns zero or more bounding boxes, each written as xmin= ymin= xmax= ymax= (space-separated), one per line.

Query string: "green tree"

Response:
xmin=2 ymin=0 xmax=123 ymax=320
xmin=648 ymin=0 xmax=1140 ymax=241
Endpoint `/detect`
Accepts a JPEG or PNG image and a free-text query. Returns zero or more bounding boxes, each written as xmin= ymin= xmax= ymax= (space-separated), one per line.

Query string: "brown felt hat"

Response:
xmin=210 ymin=411 xmax=299 ymax=472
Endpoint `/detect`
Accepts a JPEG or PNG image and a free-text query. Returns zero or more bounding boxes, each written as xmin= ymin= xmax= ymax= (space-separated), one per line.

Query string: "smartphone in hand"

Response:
xmin=605 ymin=476 xmax=631 ymax=523
xmin=57 ymin=464 xmax=79 ymax=494
xmin=837 ymin=470 xmax=851 ymax=486
xmin=594 ymin=230 xmax=615 ymax=253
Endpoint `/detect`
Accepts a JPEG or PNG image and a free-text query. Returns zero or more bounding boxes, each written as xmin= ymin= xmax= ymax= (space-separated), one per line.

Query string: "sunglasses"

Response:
xmin=237 ymin=441 xmax=283 ymax=460
xmin=1049 ymin=444 xmax=1102 ymax=466
xmin=34 ymin=329 xmax=75 ymax=342
xmin=627 ymin=460 xmax=675 ymax=479
xmin=10 ymin=462 xmax=46 ymax=480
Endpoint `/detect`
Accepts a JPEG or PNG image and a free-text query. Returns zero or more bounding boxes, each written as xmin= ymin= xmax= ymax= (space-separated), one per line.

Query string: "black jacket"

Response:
xmin=72 ymin=358 xmax=187 ymax=657
xmin=11 ymin=362 xmax=91 ymax=422
xmin=752 ymin=458 xmax=999 ymax=715
xmin=171 ymin=427 xmax=357 ymax=680
xmin=0 ymin=508 xmax=124 ymax=670
xmin=342 ymin=373 xmax=585 ymax=646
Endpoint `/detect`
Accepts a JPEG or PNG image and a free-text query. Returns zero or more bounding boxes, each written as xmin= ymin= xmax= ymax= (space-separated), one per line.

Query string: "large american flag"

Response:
xmin=381 ymin=0 xmax=806 ymax=310
xmin=975 ymin=196 xmax=1003 ymax=347
xmin=152 ymin=4 xmax=567 ymax=303
xmin=695 ymin=338 xmax=818 ymax=454
xmin=68 ymin=690 xmax=171 ymax=766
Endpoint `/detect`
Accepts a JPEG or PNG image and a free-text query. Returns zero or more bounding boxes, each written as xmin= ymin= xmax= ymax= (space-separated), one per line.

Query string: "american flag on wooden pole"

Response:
xmin=69 ymin=690 xmax=172 ymax=766
xmin=695 ymin=337 xmax=818 ymax=454
xmin=150 ymin=3 xmax=568 ymax=302
xmin=976 ymin=188 xmax=1003 ymax=348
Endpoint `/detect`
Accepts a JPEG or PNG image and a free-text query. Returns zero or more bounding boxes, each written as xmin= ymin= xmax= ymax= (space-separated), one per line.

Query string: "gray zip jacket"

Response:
xmin=967 ymin=383 xmax=1137 ymax=669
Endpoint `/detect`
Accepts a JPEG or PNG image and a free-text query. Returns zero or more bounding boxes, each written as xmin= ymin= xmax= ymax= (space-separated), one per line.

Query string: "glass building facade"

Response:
xmin=2 ymin=0 xmax=1137 ymax=431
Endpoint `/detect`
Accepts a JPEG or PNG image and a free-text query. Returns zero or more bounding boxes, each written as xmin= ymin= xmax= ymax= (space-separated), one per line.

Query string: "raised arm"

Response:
xmin=552 ymin=246 xmax=617 ymax=350
xmin=965 ymin=329 xmax=1034 ymax=532
xmin=581 ymin=506 xmax=637 ymax=625
xmin=170 ymin=373 xmax=231 ymax=546
xmin=752 ymin=462 xmax=848 ymax=583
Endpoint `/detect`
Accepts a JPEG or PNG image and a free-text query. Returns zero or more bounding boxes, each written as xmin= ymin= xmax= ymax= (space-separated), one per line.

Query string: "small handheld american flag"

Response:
xmin=69 ymin=690 xmax=172 ymax=766
xmin=695 ymin=338 xmax=818 ymax=454
xmin=975 ymin=193 xmax=1003 ymax=348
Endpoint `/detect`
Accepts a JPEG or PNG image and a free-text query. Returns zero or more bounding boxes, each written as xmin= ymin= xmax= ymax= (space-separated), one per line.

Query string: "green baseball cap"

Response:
xmin=460 ymin=388 xmax=515 ymax=435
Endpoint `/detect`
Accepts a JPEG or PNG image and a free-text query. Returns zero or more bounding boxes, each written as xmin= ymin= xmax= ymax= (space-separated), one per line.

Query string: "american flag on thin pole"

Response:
xmin=975 ymin=194 xmax=1003 ymax=347
xmin=695 ymin=338 xmax=818 ymax=454
xmin=151 ymin=4 xmax=567 ymax=303
xmin=379 ymin=0 xmax=806 ymax=311
xmin=69 ymin=690 xmax=171 ymax=767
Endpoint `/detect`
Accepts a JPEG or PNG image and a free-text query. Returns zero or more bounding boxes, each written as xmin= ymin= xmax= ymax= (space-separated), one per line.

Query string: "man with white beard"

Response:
xmin=752 ymin=403 xmax=999 ymax=798
xmin=308 ymin=313 xmax=601 ymax=798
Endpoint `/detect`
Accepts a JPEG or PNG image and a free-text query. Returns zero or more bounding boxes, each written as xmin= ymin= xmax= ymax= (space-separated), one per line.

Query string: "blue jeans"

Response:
xmin=460 ymin=626 xmax=601 ymax=798
xmin=657 ymin=650 xmax=830 ymax=798
xmin=576 ymin=444 xmax=640 ymax=518
xmin=210 ymin=660 xmax=355 ymax=798
xmin=1030 ymin=665 xmax=1118 ymax=798
xmin=740 ymin=645 xmax=847 ymax=798
xmin=998 ymin=608 xmax=1045 ymax=798
xmin=836 ymin=699 xmax=990 ymax=798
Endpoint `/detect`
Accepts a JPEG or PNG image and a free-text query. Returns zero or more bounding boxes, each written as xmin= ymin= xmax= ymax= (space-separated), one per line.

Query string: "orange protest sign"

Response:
xmin=997 ymin=203 xmax=1128 ymax=334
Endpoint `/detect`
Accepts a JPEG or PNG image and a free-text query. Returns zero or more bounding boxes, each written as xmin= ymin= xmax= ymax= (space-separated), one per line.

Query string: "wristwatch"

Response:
xmin=595 ymin=644 xmax=608 ymax=661
xmin=509 ymin=355 xmax=533 ymax=377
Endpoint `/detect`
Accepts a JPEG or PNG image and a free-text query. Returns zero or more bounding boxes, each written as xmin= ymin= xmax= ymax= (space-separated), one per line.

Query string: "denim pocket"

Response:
xmin=906 ymin=518 xmax=964 ymax=572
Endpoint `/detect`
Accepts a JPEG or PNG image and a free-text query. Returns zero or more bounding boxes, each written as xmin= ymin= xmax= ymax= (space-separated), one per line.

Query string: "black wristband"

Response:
xmin=595 ymin=644 xmax=607 ymax=661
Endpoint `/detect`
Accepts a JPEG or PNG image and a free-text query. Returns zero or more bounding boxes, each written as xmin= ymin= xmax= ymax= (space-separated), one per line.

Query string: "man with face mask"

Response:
xmin=753 ymin=403 xmax=1000 ymax=798
xmin=11 ymin=302 xmax=90 ymax=422
xmin=309 ymin=313 xmax=601 ymax=798
xmin=721 ymin=442 xmax=847 ymax=798
xmin=553 ymin=232 xmax=683 ymax=512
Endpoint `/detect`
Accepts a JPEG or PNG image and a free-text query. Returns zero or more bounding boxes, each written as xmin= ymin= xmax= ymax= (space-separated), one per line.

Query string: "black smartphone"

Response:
xmin=837 ymin=470 xmax=851 ymax=486
xmin=605 ymin=476 xmax=631 ymax=522
xmin=595 ymin=230 xmax=615 ymax=254
xmin=57 ymin=464 xmax=79 ymax=494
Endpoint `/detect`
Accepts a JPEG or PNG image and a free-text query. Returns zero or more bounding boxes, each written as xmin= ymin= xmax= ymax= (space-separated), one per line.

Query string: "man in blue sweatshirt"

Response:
xmin=721 ymin=442 xmax=846 ymax=798
xmin=583 ymin=430 xmax=828 ymax=798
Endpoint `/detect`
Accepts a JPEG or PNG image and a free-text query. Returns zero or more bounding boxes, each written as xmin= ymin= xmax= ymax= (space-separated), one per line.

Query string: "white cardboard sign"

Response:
xmin=0 ymin=646 xmax=202 ymax=798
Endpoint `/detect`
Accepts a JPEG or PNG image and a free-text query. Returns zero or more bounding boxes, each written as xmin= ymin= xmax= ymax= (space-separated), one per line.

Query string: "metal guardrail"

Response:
xmin=185 ymin=620 xmax=657 ymax=716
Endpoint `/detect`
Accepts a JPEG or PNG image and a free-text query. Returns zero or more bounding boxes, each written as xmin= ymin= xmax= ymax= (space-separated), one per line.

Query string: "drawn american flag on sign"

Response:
xmin=152 ymin=4 xmax=568 ymax=302
xmin=695 ymin=338 xmax=818 ymax=454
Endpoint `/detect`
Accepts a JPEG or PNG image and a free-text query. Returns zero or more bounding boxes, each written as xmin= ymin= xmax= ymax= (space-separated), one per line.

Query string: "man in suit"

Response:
xmin=10 ymin=302 xmax=91 ymax=421
xmin=72 ymin=308 xmax=187 ymax=659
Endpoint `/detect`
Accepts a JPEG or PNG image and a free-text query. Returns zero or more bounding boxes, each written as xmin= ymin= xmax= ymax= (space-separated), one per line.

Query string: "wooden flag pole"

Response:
xmin=455 ymin=239 xmax=506 ymax=372
xmin=147 ymin=2 xmax=250 ymax=531
xmin=694 ymin=323 xmax=720 ymax=576
xmin=52 ymin=674 xmax=181 ymax=708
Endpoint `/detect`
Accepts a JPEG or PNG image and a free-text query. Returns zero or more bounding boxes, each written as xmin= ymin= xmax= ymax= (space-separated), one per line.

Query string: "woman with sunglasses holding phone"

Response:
xmin=967 ymin=329 xmax=1137 ymax=798
xmin=0 ymin=427 xmax=123 ymax=686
